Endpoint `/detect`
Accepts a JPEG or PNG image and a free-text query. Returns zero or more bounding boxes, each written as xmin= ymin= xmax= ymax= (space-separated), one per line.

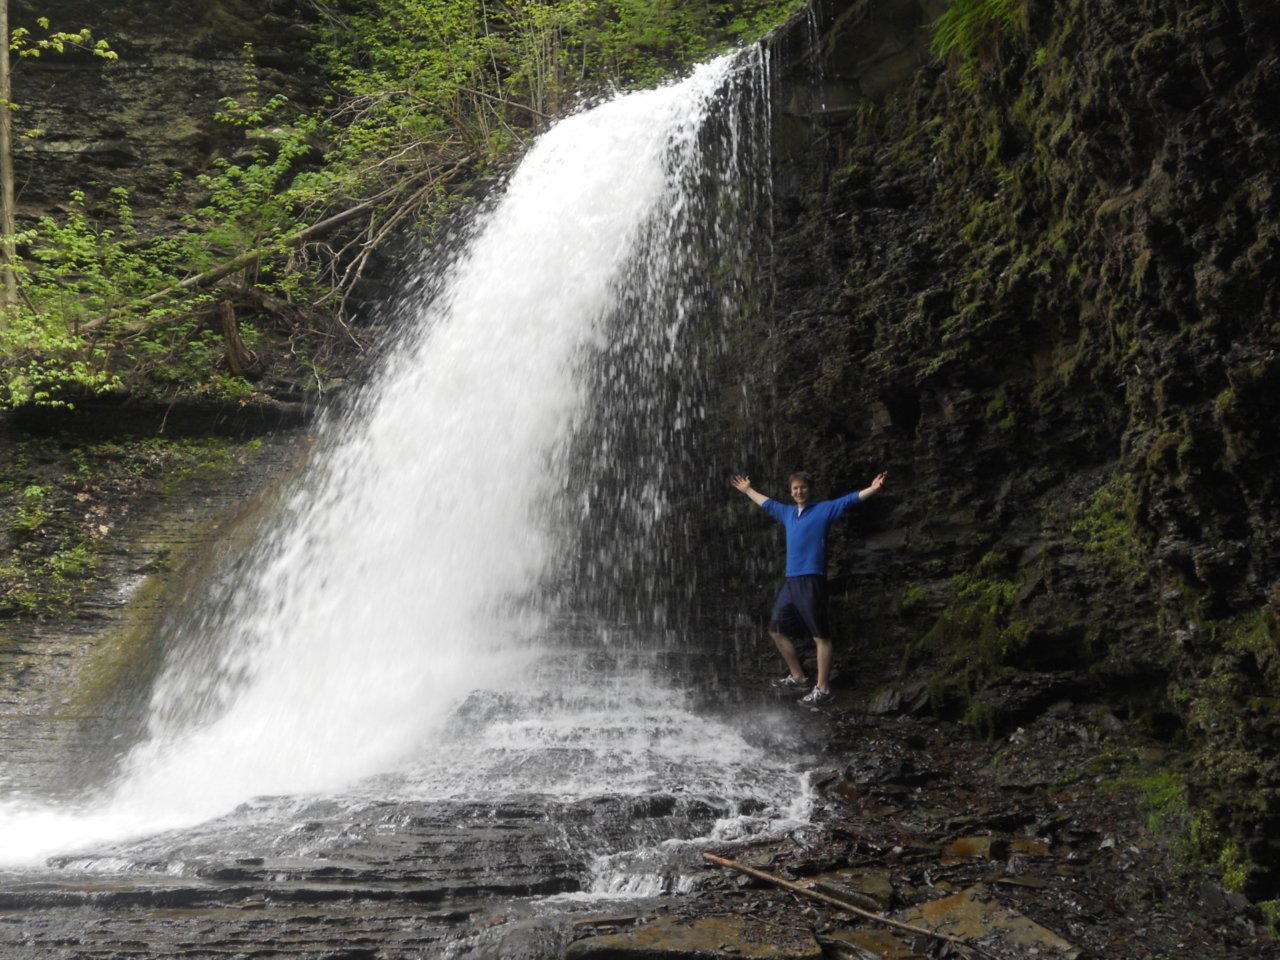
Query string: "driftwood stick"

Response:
xmin=701 ymin=853 xmax=994 ymax=958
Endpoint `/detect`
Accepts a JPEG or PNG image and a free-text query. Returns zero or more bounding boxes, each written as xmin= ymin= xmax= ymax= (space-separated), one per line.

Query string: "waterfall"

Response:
xmin=0 ymin=48 xmax=809 ymax=880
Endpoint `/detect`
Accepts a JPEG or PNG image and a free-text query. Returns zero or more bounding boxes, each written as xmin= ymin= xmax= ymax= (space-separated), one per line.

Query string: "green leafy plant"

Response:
xmin=1 ymin=13 xmax=117 ymax=311
xmin=10 ymin=483 xmax=47 ymax=534
xmin=9 ymin=17 xmax=116 ymax=61
xmin=930 ymin=0 xmax=1029 ymax=87
xmin=1 ymin=0 xmax=804 ymax=407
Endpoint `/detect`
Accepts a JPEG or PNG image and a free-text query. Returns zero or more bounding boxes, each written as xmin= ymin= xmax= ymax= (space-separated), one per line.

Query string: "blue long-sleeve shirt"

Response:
xmin=760 ymin=491 xmax=862 ymax=577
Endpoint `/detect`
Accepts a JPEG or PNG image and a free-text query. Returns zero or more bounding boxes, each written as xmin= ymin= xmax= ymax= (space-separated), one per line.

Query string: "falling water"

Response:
xmin=0 ymin=49 xmax=811 ymax=892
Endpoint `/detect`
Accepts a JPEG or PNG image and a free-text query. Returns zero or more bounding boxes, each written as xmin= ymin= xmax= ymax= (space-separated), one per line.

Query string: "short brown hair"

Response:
xmin=788 ymin=471 xmax=813 ymax=487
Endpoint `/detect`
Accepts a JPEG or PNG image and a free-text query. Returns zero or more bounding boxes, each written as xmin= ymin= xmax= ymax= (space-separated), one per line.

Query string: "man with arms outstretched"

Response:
xmin=732 ymin=470 xmax=888 ymax=705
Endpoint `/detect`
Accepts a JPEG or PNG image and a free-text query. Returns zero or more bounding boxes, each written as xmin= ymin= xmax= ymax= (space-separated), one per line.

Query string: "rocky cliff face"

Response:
xmin=11 ymin=0 xmax=319 ymax=217
xmin=9 ymin=0 xmax=1280 ymax=913
xmin=760 ymin=0 xmax=1280 ymax=899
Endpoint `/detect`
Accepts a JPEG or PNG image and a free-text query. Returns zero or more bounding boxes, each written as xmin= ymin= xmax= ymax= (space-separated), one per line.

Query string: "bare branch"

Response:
xmin=701 ymin=853 xmax=998 ymax=960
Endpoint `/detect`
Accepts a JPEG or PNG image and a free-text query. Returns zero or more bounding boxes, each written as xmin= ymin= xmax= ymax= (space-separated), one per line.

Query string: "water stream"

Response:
xmin=0 ymin=48 xmax=812 ymax=903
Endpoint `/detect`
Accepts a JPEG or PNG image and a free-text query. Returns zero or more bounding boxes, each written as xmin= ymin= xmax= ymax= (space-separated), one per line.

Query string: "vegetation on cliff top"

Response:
xmin=0 ymin=0 xmax=801 ymax=411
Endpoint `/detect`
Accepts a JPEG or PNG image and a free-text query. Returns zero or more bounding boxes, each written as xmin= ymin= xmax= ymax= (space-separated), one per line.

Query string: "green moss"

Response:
xmin=1070 ymin=473 xmax=1144 ymax=573
xmin=1130 ymin=28 xmax=1177 ymax=67
xmin=0 ymin=434 xmax=268 ymax=620
xmin=960 ymin=697 xmax=997 ymax=735
xmin=909 ymin=552 xmax=1029 ymax=728
xmin=1219 ymin=841 xmax=1249 ymax=893
xmin=1145 ymin=432 xmax=1181 ymax=472
xmin=1213 ymin=379 xmax=1269 ymax=468
xmin=1220 ymin=608 xmax=1279 ymax=661
xmin=1097 ymin=762 xmax=1260 ymax=891
xmin=902 ymin=583 xmax=931 ymax=610
xmin=1258 ymin=900 xmax=1280 ymax=937
xmin=47 ymin=542 xmax=99 ymax=582
xmin=10 ymin=484 xmax=50 ymax=536
xmin=1213 ymin=387 xmax=1235 ymax=419
xmin=1174 ymin=606 xmax=1280 ymax=898
xmin=68 ymin=580 xmax=169 ymax=712
xmin=64 ymin=438 xmax=292 ymax=711
xmin=930 ymin=0 xmax=1030 ymax=72
xmin=1102 ymin=767 xmax=1188 ymax=835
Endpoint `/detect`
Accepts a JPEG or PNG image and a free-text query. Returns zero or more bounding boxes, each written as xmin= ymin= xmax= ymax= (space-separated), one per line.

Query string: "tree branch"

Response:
xmin=701 ymin=853 xmax=997 ymax=959
xmin=77 ymin=155 xmax=474 ymax=339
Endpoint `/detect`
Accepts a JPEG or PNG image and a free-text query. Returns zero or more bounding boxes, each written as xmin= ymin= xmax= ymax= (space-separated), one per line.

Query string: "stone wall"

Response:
xmin=758 ymin=0 xmax=1280 ymax=897
xmin=10 ymin=0 xmax=320 ymax=217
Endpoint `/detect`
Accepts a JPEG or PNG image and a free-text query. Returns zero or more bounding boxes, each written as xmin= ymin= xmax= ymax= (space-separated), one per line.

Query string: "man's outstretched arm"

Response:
xmin=858 ymin=471 xmax=889 ymax=500
xmin=732 ymin=475 xmax=769 ymax=507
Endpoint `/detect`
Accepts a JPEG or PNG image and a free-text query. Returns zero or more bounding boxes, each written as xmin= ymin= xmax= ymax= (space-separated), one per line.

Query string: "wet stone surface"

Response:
xmin=3 ymin=661 xmax=1277 ymax=958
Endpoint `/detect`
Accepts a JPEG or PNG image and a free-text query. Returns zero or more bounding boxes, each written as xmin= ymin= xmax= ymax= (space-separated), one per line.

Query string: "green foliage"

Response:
xmin=9 ymin=18 xmax=116 ymax=61
xmin=48 ymin=541 xmax=97 ymax=581
xmin=1071 ymin=473 xmax=1144 ymax=573
xmin=1102 ymin=767 xmax=1188 ymax=836
xmin=0 ymin=187 xmax=214 ymax=405
xmin=1097 ymin=763 xmax=1254 ymax=892
xmin=901 ymin=582 xmax=931 ymax=609
xmin=911 ymin=551 xmax=1029 ymax=728
xmin=0 ymin=435 xmax=268 ymax=617
xmin=1 ymin=482 xmax=101 ymax=615
xmin=10 ymin=484 xmax=48 ymax=535
xmin=196 ymin=46 xmax=316 ymax=272
xmin=1 ymin=1 xmax=803 ymax=406
xmin=930 ymin=0 xmax=1029 ymax=88
xmin=315 ymin=0 xmax=802 ymax=187
xmin=5 ymin=19 xmax=116 ymax=142
xmin=1259 ymin=900 xmax=1280 ymax=937
xmin=920 ymin=551 xmax=1024 ymax=664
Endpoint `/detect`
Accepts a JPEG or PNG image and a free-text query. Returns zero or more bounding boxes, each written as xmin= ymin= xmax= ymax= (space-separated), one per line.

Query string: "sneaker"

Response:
xmin=772 ymin=674 xmax=808 ymax=690
xmin=800 ymin=686 xmax=833 ymax=706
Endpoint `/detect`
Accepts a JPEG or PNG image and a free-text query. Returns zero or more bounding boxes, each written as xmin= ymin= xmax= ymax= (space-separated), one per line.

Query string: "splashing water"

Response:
xmin=0 ymin=49 xmax=810 ymax=883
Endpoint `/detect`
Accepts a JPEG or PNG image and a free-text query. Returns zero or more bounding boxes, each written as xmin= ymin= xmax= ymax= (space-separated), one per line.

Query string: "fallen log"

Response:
xmin=701 ymin=852 xmax=997 ymax=959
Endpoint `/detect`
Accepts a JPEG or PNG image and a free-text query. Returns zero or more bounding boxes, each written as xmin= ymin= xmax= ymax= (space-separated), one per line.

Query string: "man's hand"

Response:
xmin=732 ymin=475 xmax=768 ymax=506
xmin=861 ymin=471 xmax=889 ymax=499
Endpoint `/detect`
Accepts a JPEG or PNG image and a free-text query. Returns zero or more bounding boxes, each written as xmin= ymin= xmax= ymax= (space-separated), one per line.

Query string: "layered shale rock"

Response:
xmin=754 ymin=0 xmax=1280 ymax=899
xmin=10 ymin=0 xmax=320 ymax=217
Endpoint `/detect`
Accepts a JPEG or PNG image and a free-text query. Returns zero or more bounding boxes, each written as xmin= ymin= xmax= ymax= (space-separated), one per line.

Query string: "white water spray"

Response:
xmin=0 ymin=50 xmax=805 ymax=873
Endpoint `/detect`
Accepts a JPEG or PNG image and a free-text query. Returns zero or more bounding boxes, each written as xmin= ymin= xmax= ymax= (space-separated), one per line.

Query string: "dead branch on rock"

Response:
xmin=73 ymin=197 xmax=385 ymax=341
xmin=315 ymin=173 xmax=452 ymax=317
xmin=75 ymin=153 xmax=475 ymax=342
xmin=702 ymin=853 xmax=997 ymax=960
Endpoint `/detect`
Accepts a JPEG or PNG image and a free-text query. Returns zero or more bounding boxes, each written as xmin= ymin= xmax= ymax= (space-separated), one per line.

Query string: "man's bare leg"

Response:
xmin=813 ymin=637 xmax=833 ymax=693
xmin=770 ymin=631 xmax=807 ymax=682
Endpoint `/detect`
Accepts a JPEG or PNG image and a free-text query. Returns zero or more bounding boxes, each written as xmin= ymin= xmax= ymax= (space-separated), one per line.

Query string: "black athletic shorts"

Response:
xmin=768 ymin=575 xmax=830 ymax=639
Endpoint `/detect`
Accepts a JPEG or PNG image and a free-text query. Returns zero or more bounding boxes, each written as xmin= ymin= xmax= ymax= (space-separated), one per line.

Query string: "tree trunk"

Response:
xmin=0 ymin=0 xmax=18 ymax=316
xmin=218 ymin=299 xmax=254 ymax=375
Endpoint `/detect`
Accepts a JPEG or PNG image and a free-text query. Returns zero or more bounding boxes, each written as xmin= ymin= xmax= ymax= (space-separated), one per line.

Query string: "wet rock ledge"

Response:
xmin=558 ymin=669 xmax=1273 ymax=960
xmin=3 ymin=662 xmax=1274 ymax=958
xmin=0 ymin=421 xmax=314 ymax=797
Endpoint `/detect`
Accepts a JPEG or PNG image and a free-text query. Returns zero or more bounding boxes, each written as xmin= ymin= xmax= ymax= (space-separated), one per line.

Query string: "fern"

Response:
xmin=930 ymin=0 xmax=1029 ymax=67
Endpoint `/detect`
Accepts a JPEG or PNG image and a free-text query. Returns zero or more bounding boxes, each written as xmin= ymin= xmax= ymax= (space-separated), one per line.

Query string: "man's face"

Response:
xmin=790 ymin=480 xmax=811 ymax=506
